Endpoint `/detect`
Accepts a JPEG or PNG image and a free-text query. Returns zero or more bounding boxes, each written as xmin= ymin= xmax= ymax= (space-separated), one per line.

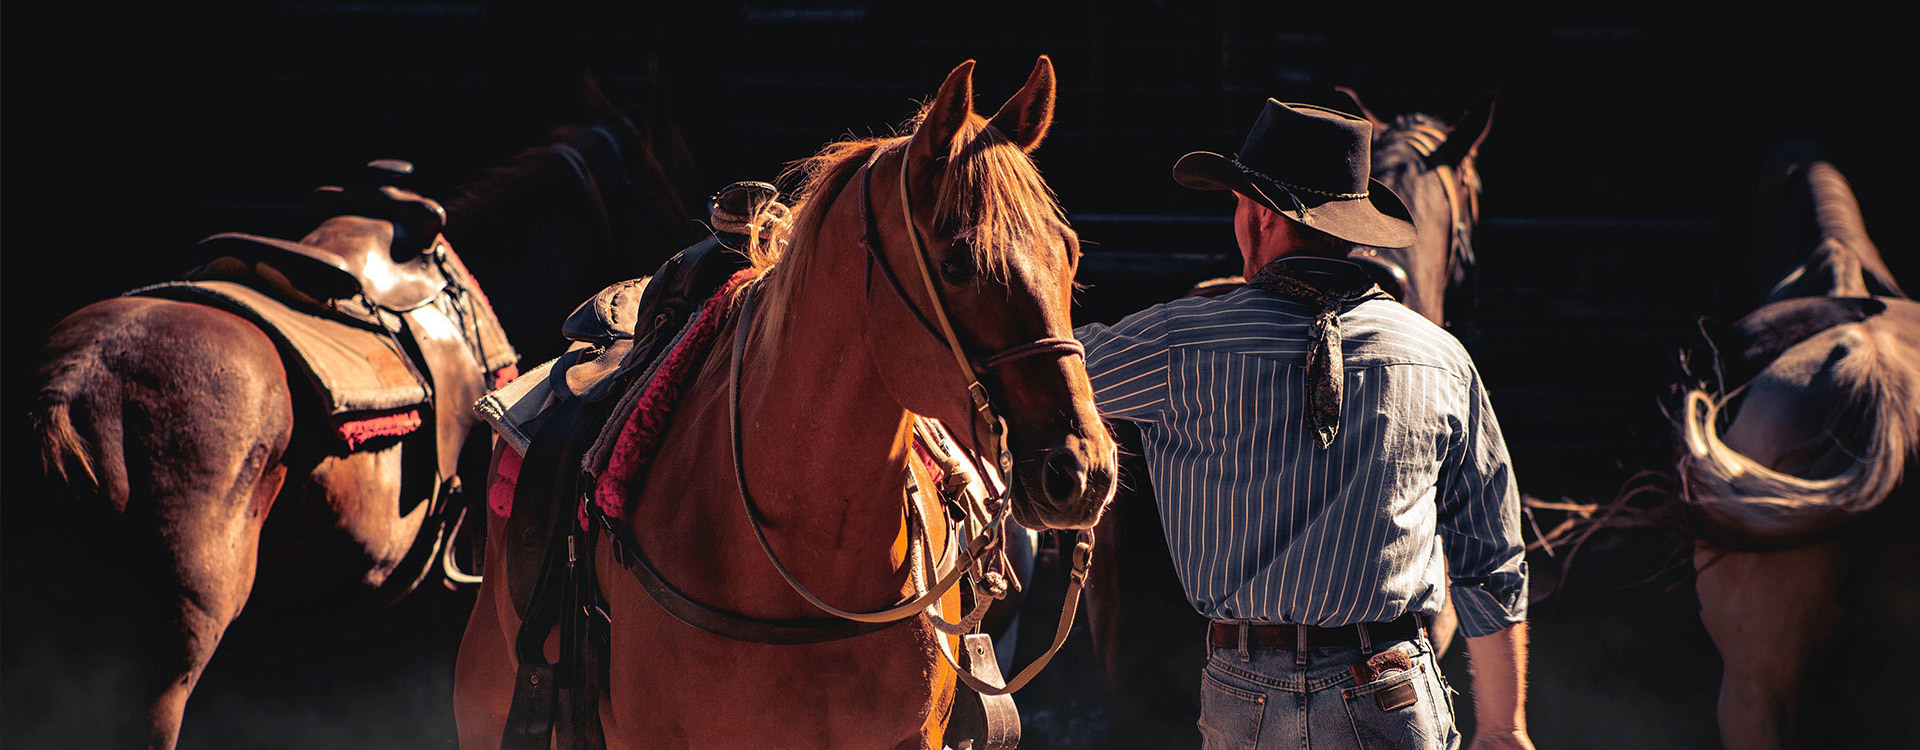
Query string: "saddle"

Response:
xmin=184 ymin=160 xmax=463 ymax=323
xmin=481 ymin=182 xmax=1021 ymax=750
xmin=131 ymin=160 xmax=517 ymax=587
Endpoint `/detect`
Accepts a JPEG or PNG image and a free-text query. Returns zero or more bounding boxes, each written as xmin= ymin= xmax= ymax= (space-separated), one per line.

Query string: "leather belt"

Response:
xmin=1207 ymin=613 xmax=1425 ymax=651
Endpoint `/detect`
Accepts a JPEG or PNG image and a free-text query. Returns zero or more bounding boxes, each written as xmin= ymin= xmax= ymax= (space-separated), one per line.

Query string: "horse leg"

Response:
xmin=35 ymin=299 xmax=294 ymax=749
xmin=142 ymin=461 xmax=289 ymax=749
xmin=1694 ymin=541 xmax=1846 ymax=750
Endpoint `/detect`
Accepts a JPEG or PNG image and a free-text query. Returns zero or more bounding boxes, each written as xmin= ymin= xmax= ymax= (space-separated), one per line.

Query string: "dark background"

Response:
xmin=5 ymin=2 xmax=1913 ymax=748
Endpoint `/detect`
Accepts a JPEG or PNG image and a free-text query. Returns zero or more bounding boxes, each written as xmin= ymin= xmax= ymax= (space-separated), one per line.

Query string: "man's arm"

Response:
xmin=1435 ymin=363 xmax=1533 ymax=748
xmin=1073 ymin=310 xmax=1173 ymax=422
xmin=1464 ymin=623 xmax=1533 ymax=750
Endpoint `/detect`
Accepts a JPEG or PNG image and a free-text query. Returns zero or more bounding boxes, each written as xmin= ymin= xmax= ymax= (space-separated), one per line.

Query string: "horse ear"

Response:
xmin=1429 ymin=93 xmax=1496 ymax=168
xmin=583 ymin=68 xmax=616 ymax=117
xmin=909 ymin=60 xmax=976 ymax=175
xmin=1333 ymin=85 xmax=1387 ymax=129
xmin=988 ymin=56 xmax=1056 ymax=152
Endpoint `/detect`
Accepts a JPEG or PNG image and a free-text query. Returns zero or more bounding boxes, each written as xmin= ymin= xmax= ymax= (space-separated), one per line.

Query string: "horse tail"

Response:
xmin=32 ymin=387 xmax=101 ymax=495
xmin=1678 ymin=327 xmax=1918 ymax=546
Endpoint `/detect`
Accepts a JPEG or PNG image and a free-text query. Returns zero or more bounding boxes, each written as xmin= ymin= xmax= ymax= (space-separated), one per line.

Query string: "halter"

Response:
xmin=722 ymin=143 xmax=1096 ymax=695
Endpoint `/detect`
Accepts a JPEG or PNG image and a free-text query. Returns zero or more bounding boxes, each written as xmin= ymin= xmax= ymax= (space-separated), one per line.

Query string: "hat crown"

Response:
xmin=1236 ymin=100 xmax=1374 ymax=200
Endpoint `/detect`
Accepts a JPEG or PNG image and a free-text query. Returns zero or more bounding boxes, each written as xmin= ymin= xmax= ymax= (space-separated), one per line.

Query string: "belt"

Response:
xmin=1207 ymin=613 xmax=1425 ymax=651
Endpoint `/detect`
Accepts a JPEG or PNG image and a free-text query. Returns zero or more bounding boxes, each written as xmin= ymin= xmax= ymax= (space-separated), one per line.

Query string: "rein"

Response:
xmin=717 ymin=144 xmax=1096 ymax=695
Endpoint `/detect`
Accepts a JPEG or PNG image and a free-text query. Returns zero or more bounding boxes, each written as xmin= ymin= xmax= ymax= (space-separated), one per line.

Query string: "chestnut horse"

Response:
xmin=1083 ymin=96 xmax=1492 ymax=750
xmin=1678 ymin=146 xmax=1919 ymax=749
xmin=15 ymin=82 xmax=702 ymax=750
xmin=454 ymin=57 xmax=1117 ymax=749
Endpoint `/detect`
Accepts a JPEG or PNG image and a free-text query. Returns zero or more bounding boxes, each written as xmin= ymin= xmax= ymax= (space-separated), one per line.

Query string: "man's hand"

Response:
xmin=1463 ymin=623 xmax=1531 ymax=750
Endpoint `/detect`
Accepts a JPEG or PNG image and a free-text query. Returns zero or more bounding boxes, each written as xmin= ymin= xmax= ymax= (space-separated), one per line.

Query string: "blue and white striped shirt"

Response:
xmin=1076 ymin=281 xmax=1527 ymax=638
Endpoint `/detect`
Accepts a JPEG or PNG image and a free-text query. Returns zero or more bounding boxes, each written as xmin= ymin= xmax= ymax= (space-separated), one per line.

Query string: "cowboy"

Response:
xmin=1075 ymin=100 xmax=1533 ymax=750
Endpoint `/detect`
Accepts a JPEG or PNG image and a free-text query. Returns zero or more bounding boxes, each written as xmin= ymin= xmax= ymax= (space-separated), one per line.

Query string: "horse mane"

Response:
xmin=746 ymin=106 xmax=1067 ymax=285
xmin=1805 ymin=162 xmax=1904 ymax=297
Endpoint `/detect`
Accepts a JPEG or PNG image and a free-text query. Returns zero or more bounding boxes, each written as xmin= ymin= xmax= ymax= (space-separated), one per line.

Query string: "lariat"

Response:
xmin=1245 ymin=257 xmax=1388 ymax=449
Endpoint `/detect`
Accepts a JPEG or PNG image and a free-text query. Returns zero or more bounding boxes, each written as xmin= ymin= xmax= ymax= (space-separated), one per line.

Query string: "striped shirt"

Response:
xmin=1075 ymin=278 xmax=1527 ymax=638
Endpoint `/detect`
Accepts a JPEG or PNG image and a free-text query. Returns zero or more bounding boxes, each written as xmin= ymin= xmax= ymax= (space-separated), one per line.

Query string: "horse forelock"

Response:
xmin=931 ymin=115 xmax=1068 ymax=278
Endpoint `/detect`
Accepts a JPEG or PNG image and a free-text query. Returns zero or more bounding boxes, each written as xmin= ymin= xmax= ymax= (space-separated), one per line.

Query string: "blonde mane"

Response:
xmin=744 ymin=107 xmax=1067 ymax=284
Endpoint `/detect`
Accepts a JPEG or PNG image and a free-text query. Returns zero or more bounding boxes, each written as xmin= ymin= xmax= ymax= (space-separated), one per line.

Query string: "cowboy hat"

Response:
xmin=1173 ymin=99 xmax=1416 ymax=249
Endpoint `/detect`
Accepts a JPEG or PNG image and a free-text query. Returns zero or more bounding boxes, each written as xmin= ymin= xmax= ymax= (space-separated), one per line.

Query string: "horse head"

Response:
xmin=442 ymin=71 xmax=705 ymax=363
xmin=1341 ymin=90 xmax=1492 ymax=334
xmin=783 ymin=57 xmax=1118 ymax=531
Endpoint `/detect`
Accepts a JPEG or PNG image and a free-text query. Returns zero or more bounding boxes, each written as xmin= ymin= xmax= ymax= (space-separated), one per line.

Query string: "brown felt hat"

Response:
xmin=1173 ymin=99 xmax=1416 ymax=249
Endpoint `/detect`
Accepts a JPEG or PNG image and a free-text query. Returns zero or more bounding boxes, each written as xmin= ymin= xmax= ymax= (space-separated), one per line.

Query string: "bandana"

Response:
xmin=1245 ymin=257 xmax=1388 ymax=449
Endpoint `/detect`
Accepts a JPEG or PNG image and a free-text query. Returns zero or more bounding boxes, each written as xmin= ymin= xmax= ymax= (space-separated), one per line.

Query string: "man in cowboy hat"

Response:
xmin=1075 ymin=99 xmax=1533 ymax=750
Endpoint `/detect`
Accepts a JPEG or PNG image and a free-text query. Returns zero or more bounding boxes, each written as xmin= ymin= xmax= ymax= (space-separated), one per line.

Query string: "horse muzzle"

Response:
xmin=1010 ymin=433 xmax=1116 ymax=530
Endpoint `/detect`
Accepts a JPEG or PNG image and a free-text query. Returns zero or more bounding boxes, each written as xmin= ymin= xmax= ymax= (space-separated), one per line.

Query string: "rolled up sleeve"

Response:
xmin=1436 ymin=365 xmax=1528 ymax=638
xmin=1074 ymin=309 xmax=1172 ymax=423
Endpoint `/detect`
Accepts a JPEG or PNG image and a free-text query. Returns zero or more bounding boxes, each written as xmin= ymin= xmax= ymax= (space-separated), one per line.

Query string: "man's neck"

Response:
xmin=1241 ymin=247 xmax=1350 ymax=279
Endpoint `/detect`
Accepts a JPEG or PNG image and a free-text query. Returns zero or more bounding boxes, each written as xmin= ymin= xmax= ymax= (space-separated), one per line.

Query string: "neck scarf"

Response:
xmin=1245 ymin=256 xmax=1388 ymax=449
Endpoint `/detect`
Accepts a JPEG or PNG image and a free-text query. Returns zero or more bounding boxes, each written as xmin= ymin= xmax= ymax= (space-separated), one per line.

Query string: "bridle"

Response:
xmin=723 ymin=142 xmax=1096 ymax=694
xmin=1396 ymin=118 xmax=1481 ymax=300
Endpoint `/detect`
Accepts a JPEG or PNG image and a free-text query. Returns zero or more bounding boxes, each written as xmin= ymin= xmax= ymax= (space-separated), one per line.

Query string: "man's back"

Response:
xmin=1076 ymin=284 xmax=1525 ymax=637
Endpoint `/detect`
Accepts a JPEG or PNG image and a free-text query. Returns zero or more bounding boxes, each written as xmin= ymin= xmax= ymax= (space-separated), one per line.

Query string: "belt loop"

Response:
xmin=1357 ymin=623 xmax=1374 ymax=655
xmin=1294 ymin=624 xmax=1308 ymax=666
xmin=1237 ymin=623 xmax=1252 ymax=663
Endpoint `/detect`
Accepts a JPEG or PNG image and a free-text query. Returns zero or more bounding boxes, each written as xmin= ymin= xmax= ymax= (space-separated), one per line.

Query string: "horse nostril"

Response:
xmin=1042 ymin=447 xmax=1088 ymax=506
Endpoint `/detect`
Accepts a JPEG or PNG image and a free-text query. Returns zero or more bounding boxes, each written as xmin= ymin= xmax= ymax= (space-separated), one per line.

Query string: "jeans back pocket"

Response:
xmin=1198 ymin=668 xmax=1267 ymax=750
xmin=1342 ymin=661 xmax=1446 ymax=749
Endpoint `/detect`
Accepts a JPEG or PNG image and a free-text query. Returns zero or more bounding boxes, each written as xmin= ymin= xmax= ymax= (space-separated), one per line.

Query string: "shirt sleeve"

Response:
xmin=1074 ymin=307 xmax=1173 ymax=423
xmin=1435 ymin=363 xmax=1529 ymax=638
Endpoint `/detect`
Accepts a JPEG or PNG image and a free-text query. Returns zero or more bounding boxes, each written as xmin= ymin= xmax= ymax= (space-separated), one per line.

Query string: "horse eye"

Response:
xmin=940 ymin=254 xmax=976 ymax=284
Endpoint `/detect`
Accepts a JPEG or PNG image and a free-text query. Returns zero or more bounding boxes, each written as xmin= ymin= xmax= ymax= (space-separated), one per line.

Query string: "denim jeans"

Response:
xmin=1196 ymin=635 xmax=1459 ymax=750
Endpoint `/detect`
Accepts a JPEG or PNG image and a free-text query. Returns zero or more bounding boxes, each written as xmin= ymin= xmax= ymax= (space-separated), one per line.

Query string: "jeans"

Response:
xmin=1196 ymin=635 xmax=1459 ymax=750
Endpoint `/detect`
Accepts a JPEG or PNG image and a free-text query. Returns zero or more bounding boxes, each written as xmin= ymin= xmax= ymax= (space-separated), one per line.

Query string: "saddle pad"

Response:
xmin=130 ymin=281 xmax=431 ymax=416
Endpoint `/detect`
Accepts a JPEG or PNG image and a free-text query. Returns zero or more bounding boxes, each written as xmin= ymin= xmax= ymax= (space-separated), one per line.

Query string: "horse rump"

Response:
xmin=1678 ymin=313 xmax=1920 ymax=547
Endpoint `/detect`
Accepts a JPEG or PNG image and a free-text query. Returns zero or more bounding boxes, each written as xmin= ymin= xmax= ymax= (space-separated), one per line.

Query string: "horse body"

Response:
xmin=456 ymin=57 xmax=1115 ymax=750
xmin=32 ymin=208 xmax=496 ymax=749
xmin=17 ymin=76 xmax=707 ymax=749
xmin=1085 ymin=98 xmax=1491 ymax=749
xmin=1680 ymin=155 xmax=1920 ymax=749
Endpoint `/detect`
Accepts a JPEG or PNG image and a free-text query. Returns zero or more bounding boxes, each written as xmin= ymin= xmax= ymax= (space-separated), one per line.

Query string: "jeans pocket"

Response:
xmin=1198 ymin=668 xmax=1267 ymax=750
xmin=1342 ymin=662 xmax=1442 ymax=750
xmin=1426 ymin=663 xmax=1460 ymax=748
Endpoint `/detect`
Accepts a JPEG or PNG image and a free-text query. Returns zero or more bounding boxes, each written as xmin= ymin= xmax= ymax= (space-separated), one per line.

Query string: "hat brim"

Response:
xmin=1172 ymin=151 xmax=1417 ymax=249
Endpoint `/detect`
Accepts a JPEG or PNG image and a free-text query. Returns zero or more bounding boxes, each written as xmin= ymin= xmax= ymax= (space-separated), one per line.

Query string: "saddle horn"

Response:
xmin=309 ymin=159 xmax=448 ymax=258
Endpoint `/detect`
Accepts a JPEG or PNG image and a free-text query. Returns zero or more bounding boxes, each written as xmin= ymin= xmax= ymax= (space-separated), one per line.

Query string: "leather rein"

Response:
xmin=717 ymin=144 xmax=1096 ymax=695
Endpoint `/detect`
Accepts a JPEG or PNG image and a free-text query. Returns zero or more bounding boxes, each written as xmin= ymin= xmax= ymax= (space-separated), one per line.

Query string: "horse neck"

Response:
xmin=734 ymin=192 xmax=918 ymax=542
xmin=1373 ymin=155 xmax=1456 ymax=324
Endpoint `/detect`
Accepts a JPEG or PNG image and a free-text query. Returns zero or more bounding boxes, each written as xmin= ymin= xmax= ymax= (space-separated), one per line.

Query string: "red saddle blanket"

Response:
xmin=486 ymin=268 xmax=760 ymax=521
